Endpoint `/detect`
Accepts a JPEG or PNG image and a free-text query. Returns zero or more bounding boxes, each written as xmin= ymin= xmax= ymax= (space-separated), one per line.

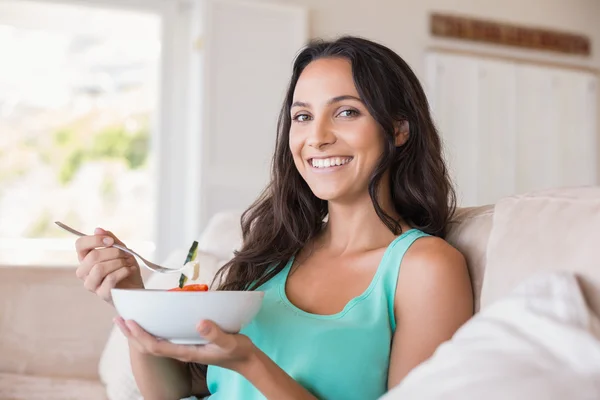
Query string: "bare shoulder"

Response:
xmin=402 ymin=235 xmax=467 ymax=274
xmin=388 ymin=235 xmax=474 ymax=387
xmin=396 ymin=235 xmax=473 ymax=312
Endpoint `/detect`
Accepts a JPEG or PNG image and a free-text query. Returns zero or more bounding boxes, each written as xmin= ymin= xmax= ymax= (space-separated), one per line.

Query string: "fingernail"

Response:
xmin=198 ymin=322 xmax=210 ymax=335
xmin=114 ymin=317 xmax=130 ymax=334
xmin=124 ymin=320 xmax=138 ymax=334
xmin=94 ymin=228 xmax=104 ymax=234
xmin=103 ymin=237 xmax=113 ymax=245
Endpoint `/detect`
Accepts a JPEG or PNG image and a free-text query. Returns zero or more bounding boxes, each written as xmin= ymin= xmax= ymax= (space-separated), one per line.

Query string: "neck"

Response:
xmin=320 ymin=188 xmax=401 ymax=255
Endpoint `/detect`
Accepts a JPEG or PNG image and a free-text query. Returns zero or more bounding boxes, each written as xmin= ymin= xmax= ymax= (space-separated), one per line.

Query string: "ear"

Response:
xmin=394 ymin=119 xmax=410 ymax=147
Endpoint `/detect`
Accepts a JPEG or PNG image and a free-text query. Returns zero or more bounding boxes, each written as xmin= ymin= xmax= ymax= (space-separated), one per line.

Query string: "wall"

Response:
xmin=251 ymin=0 xmax=600 ymax=177
xmin=253 ymin=0 xmax=600 ymax=80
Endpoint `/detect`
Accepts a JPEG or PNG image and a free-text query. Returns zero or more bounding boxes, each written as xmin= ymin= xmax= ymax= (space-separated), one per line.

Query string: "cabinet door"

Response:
xmin=426 ymin=53 xmax=479 ymax=206
xmin=554 ymin=70 xmax=597 ymax=186
xmin=426 ymin=53 xmax=517 ymax=206
xmin=515 ymin=64 xmax=562 ymax=193
xmin=476 ymin=59 xmax=517 ymax=205
xmin=427 ymin=51 xmax=598 ymax=207
xmin=516 ymin=65 xmax=598 ymax=192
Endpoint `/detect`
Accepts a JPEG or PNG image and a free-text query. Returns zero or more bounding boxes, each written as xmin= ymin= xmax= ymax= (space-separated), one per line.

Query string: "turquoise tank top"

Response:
xmin=206 ymin=228 xmax=429 ymax=399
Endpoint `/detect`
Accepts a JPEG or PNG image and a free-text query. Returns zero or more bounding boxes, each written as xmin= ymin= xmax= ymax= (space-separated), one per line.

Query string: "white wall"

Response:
xmin=248 ymin=0 xmax=600 ymax=178
xmin=250 ymin=0 xmax=600 ymax=79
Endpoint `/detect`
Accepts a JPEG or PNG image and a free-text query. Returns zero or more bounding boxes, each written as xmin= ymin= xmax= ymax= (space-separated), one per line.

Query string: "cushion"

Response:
xmin=0 ymin=372 xmax=107 ymax=400
xmin=446 ymin=205 xmax=495 ymax=312
xmin=480 ymin=186 xmax=600 ymax=317
xmin=197 ymin=211 xmax=243 ymax=261
xmin=380 ymin=272 xmax=600 ymax=400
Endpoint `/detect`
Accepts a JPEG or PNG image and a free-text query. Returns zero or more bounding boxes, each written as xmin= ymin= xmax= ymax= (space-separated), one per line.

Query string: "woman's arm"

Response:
xmin=116 ymin=317 xmax=317 ymax=400
xmin=116 ymin=318 xmax=209 ymax=400
xmin=129 ymin=347 xmax=192 ymax=399
xmin=387 ymin=237 xmax=473 ymax=389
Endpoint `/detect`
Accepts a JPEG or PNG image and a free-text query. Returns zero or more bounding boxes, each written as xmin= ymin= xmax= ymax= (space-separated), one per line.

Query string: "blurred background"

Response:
xmin=0 ymin=0 xmax=598 ymax=267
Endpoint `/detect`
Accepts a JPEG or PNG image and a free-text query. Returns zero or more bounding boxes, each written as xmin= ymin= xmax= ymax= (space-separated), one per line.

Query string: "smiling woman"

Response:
xmin=76 ymin=35 xmax=473 ymax=400
xmin=202 ymin=36 xmax=472 ymax=399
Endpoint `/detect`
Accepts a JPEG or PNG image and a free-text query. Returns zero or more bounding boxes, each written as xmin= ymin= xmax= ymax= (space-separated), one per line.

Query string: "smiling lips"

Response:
xmin=309 ymin=156 xmax=353 ymax=169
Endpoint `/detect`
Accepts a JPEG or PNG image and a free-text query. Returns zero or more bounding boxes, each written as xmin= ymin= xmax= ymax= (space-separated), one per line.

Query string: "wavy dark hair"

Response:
xmin=214 ymin=36 xmax=455 ymax=291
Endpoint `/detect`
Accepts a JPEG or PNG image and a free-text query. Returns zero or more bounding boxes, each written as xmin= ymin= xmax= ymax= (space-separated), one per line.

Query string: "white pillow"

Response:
xmin=196 ymin=211 xmax=243 ymax=261
xmin=98 ymin=250 xmax=226 ymax=400
xmin=381 ymin=272 xmax=600 ymax=400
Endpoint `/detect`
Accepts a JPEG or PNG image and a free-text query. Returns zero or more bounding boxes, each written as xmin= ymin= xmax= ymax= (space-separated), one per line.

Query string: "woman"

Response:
xmin=75 ymin=36 xmax=473 ymax=399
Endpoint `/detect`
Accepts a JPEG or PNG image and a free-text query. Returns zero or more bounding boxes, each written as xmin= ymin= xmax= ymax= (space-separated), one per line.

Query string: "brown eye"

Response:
xmin=338 ymin=109 xmax=359 ymax=118
xmin=293 ymin=114 xmax=312 ymax=122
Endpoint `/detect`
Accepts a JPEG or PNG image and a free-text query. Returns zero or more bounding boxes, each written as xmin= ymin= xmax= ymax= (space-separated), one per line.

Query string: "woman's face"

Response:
xmin=289 ymin=57 xmax=385 ymax=203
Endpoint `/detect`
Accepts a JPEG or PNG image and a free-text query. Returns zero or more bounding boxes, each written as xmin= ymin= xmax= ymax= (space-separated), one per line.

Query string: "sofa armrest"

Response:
xmin=0 ymin=266 xmax=115 ymax=380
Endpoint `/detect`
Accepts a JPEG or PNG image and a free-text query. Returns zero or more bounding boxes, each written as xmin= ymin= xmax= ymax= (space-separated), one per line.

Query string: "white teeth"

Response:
xmin=311 ymin=157 xmax=352 ymax=168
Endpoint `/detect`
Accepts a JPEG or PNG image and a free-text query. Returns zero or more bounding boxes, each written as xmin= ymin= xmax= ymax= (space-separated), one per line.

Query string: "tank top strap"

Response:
xmin=377 ymin=228 xmax=431 ymax=331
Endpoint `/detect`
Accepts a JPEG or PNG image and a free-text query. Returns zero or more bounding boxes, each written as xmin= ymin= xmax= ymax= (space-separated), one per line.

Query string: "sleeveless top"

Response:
xmin=206 ymin=228 xmax=429 ymax=399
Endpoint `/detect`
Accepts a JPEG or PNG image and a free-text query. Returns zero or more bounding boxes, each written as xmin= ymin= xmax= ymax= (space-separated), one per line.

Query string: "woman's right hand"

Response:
xmin=75 ymin=227 xmax=144 ymax=305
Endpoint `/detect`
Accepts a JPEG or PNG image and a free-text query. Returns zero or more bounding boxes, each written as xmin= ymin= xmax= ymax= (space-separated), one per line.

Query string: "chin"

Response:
xmin=309 ymin=185 xmax=355 ymax=202
xmin=312 ymin=193 xmax=338 ymax=202
xmin=308 ymin=186 xmax=342 ymax=201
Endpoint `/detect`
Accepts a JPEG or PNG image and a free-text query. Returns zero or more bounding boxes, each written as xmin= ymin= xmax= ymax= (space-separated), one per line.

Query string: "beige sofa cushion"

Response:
xmin=0 ymin=266 xmax=115 ymax=380
xmin=0 ymin=372 xmax=107 ymax=400
xmin=446 ymin=205 xmax=495 ymax=312
xmin=481 ymin=187 xmax=600 ymax=316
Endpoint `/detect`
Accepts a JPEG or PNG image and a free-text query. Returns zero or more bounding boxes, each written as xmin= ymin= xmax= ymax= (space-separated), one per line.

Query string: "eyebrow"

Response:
xmin=291 ymin=95 xmax=363 ymax=109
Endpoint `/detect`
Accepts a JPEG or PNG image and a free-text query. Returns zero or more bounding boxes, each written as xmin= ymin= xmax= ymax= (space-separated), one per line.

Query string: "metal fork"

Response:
xmin=55 ymin=221 xmax=185 ymax=274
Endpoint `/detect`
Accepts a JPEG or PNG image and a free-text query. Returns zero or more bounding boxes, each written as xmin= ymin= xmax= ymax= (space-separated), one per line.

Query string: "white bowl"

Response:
xmin=111 ymin=288 xmax=265 ymax=344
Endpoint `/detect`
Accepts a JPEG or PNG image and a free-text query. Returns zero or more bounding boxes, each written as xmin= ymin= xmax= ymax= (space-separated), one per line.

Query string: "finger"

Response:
xmin=78 ymin=248 xmax=131 ymax=281
xmin=75 ymin=235 xmax=114 ymax=263
xmin=114 ymin=316 xmax=132 ymax=335
xmin=75 ymin=227 xmax=126 ymax=262
xmin=83 ymin=258 xmax=133 ymax=293
xmin=76 ymin=247 xmax=133 ymax=279
xmin=114 ymin=317 xmax=146 ymax=353
xmin=197 ymin=320 xmax=235 ymax=351
xmin=125 ymin=320 xmax=196 ymax=361
xmin=94 ymin=227 xmax=126 ymax=246
xmin=95 ymin=267 xmax=134 ymax=302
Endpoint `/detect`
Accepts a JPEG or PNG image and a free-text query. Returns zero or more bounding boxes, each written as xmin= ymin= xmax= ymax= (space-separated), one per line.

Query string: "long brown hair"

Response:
xmin=214 ymin=36 xmax=455 ymax=291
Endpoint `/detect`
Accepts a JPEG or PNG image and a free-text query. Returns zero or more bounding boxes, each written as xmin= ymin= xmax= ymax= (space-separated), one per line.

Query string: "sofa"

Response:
xmin=1 ymin=186 xmax=600 ymax=399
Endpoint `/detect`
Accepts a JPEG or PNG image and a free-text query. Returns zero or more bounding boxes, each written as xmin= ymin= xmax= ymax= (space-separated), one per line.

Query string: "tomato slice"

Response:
xmin=168 ymin=284 xmax=209 ymax=292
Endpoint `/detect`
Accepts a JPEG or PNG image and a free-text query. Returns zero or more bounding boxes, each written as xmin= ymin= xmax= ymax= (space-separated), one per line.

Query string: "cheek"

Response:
xmin=288 ymin=132 xmax=305 ymax=166
xmin=346 ymin=124 xmax=384 ymax=157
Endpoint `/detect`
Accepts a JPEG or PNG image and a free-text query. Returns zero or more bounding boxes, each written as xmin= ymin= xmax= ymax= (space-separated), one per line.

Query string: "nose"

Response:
xmin=307 ymin=117 xmax=336 ymax=149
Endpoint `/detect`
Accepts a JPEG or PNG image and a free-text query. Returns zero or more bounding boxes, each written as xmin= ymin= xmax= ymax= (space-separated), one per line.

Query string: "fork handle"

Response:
xmin=114 ymin=243 xmax=135 ymax=257
xmin=114 ymin=244 xmax=146 ymax=264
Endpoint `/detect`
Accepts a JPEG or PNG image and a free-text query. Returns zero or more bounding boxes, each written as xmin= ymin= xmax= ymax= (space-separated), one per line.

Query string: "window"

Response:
xmin=0 ymin=0 xmax=309 ymax=266
xmin=0 ymin=0 xmax=161 ymax=266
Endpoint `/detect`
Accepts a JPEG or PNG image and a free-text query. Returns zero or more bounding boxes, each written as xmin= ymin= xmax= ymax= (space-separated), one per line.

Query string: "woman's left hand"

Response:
xmin=114 ymin=317 xmax=257 ymax=373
